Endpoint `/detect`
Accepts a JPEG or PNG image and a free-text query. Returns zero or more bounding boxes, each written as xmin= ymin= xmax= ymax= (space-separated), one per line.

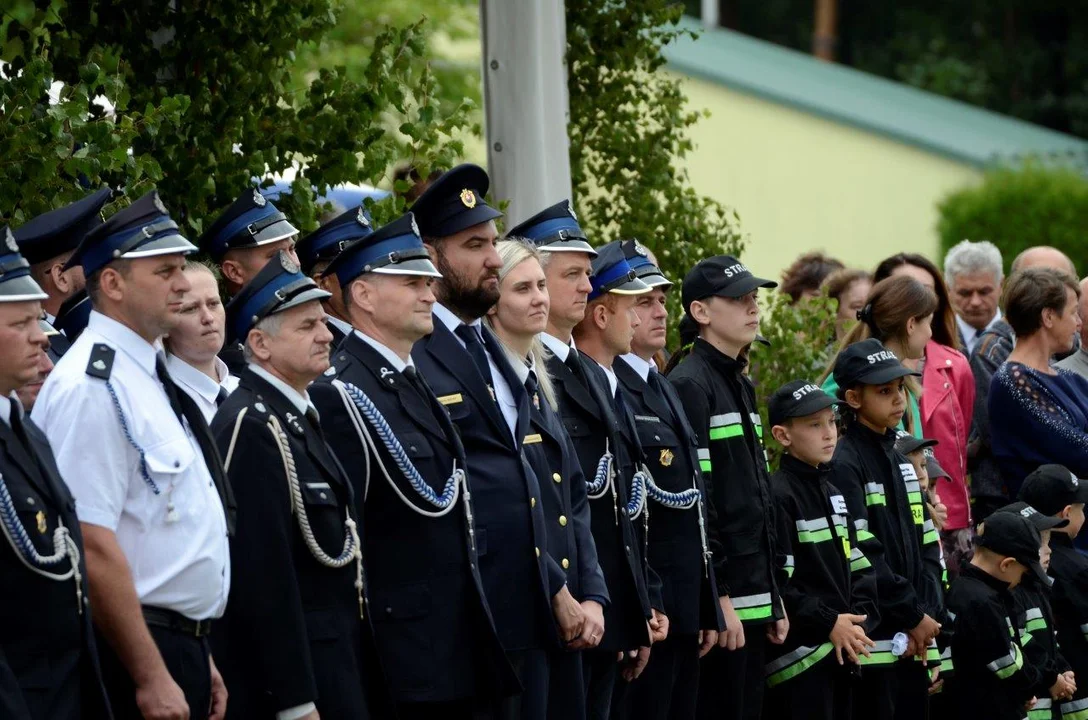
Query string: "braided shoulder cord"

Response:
xmin=265 ymin=414 xmax=366 ymax=619
xmin=0 ymin=471 xmax=83 ymax=613
xmin=337 ymin=381 xmax=463 ymax=515
xmin=585 ymin=441 xmax=613 ymax=498
xmin=105 ymin=380 xmax=159 ymax=494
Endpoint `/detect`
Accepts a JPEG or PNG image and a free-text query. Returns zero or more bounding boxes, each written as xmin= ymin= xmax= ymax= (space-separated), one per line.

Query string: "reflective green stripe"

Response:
xmin=856 ymin=529 xmax=876 ymax=542
xmin=1029 ymin=708 xmax=1052 ymax=720
xmin=765 ymin=642 xmax=835 ymax=687
xmin=923 ymin=530 xmax=939 ymax=545
xmin=865 ymin=493 xmax=886 ymax=507
xmin=1021 ymin=631 xmax=1033 ymax=646
xmin=797 ymin=528 xmax=833 ymax=544
xmin=1062 ymin=697 xmax=1088 ymax=720
xmin=940 ymin=658 xmax=954 ymax=673
xmin=850 ymin=556 xmax=872 ymax=572
xmin=735 ymin=605 xmax=774 ymax=621
xmin=1025 ymin=618 xmax=1047 ymax=633
xmin=699 ymin=459 xmax=712 ymax=472
xmin=785 ymin=565 xmax=794 ymax=578
xmin=988 ymin=644 xmax=1023 ymax=680
xmin=926 ymin=646 xmax=941 ymax=662
xmin=858 ymin=651 xmax=897 ymax=666
xmin=709 ymin=425 xmax=743 ymax=440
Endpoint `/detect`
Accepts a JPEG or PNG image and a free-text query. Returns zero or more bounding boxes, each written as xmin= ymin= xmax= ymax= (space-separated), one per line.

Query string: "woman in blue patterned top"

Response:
xmin=989 ymin=267 xmax=1088 ymax=500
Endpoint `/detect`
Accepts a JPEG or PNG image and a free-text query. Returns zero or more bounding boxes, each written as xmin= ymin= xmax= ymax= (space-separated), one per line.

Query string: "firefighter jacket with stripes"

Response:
xmin=945 ymin=565 xmax=1040 ymax=720
xmin=830 ymin=422 xmax=945 ymax=647
xmin=1013 ymin=575 xmax=1070 ymax=720
xmin=764 ymin=454 xmax=880 ymax=688
xmin=667 ymin=339 xmax=781 ymax=626
xmin=1046 ymin=534 xmax=1088 ymax=718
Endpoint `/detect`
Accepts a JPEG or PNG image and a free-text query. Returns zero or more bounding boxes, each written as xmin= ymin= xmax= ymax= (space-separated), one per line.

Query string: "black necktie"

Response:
xmin=155 ymin=355 xmax=185 ymax=426
xmin=455 ymin=324 xmax=492 ymax=382
xmin=402 ymin=364 xmax=430 ymax=400
xmin=565 ymin=349 xmax=586 ymax=383
xmin=215 ymin=387 xmax=229 ymax=408
xmin=525 ymin=370 xmax=540 ymax=408
xmin=154 ymin=356 xmax=237 ymax=535
xmin=8 ymin=400 xmax=31 ymax=452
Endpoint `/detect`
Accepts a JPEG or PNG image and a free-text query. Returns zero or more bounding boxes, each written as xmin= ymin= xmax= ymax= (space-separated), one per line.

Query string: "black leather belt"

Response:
xmin=142 ymin=606 xmax=213 ymax=638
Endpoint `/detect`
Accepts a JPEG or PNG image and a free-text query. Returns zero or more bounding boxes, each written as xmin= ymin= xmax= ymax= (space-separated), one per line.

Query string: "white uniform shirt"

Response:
xmin=32 ymin=311 xmax=231 ymax=620
xmin=356 ymin=330 xmax=414 ymax=373
xmin=620 ymin=353 xmax=654 ymax=383
xmin=956 ymin=309 xmax=1003 ymax=355
xmin=434 ymin=303 xmax=518 ymax=439
xmin=166 ymin=354 xmax=238 ymax=424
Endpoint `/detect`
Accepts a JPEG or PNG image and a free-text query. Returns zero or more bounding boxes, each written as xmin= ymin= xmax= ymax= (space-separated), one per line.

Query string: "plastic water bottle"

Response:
xmin=891 ymin=632 xmax=909 ymax=657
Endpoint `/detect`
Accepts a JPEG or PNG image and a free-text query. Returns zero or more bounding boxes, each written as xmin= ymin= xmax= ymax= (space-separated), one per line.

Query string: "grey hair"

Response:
xmin=485 ymin=239 xmax=559 ymax=411
xmin=241 ymin=312 xmax=285 ymax=362
xmin=944 ymin=240 xmax=1004 ymax=284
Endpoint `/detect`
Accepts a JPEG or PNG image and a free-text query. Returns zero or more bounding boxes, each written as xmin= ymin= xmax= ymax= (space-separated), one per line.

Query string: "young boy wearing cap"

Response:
xmin=764 ymin=380 xmax=878 ymax=720
xmin=943 ymin=508 xmax=1057 ymax=720
xmin=665 ymin=255 xmax=785 ymax=720
xmin=996 ymin=501 xmax=1077 ymax=720
xmin=830 ymin=338 xmax=944 ymax=720
xmin=1018 ymin=464 xmax=1088 ymax=719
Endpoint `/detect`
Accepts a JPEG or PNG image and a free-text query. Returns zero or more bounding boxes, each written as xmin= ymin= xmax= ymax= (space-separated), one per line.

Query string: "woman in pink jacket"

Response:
xmin=874 ymin=254 xmax=975 ymax=579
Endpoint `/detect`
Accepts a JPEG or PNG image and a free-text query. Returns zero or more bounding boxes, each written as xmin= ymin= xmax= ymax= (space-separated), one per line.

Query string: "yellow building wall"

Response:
xmin=673 ymin=72 xmax=982 ymax=280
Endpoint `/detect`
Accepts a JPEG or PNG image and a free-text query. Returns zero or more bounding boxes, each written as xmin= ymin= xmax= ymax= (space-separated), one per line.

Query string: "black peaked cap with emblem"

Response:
xmin=198 ymin=188 xmax=299 ymax=262
xmin=295 ymin=204 xmax=376 ymax=276
xmin=14 ymin=187 xmax=112 ymax=265
xmin=409 ymin=163 xmax=503 ymax=239
xmin=618 ymin=238 xmax=671 ymax=288
xmin=504 ymin=199 xmax=596 ymax=255
xmin=226 ymin=251 xmax=331 ymax=344
xmin=0 ymin=226 xmax=48 ymax=301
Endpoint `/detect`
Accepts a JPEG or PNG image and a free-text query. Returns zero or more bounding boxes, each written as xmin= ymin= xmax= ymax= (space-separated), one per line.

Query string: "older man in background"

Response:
xmin=1056 ymin=277 xmax=1088 ymax=380
xmin=943 ymin=240 xmax=1003 ymax=354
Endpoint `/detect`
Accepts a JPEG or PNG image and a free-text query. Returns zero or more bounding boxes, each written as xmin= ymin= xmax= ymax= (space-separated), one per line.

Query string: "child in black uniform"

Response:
xmin=765 ymin=380 xmax=878 ymax=720
xmin=830 ymin=338 xmax=944 ymax=720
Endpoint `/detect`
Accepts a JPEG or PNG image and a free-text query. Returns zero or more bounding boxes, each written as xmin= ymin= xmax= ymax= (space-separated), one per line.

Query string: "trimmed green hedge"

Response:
xmin=937 ymin=162 xmax=1088 ymax=275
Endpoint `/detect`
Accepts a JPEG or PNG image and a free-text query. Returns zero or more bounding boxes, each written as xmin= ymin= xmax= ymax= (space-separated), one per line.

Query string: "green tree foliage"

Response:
xmin=750 ymin=293 xmax=838 ymax=467
xmin=1 ymin=1 xmax=475 ymax=231
xmin=565 ymin=0 xmax=746 ymax=340
xmin=937 ymin=162 xmax=1088 ymax=274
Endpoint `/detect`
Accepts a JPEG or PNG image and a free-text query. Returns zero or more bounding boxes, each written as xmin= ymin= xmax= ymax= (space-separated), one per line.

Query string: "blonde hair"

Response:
xmin=485 ymin=239 xmax=559 ymax=411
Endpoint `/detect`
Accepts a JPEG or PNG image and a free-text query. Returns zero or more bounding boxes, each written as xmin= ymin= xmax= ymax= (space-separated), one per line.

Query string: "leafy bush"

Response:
xmin=0 ymin=1 xmax=474 ymax=231
xmin=750 ymin=293 xmax=838 ymax=467
xmin=937 ymin=162 xmax=1088 ymax=274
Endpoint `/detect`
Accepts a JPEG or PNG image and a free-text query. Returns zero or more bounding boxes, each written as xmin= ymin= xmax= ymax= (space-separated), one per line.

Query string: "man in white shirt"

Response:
xmin=943 ymin=240 xmax=1004 ymax=354
xmin=210 ymin=251 xmax=384 ymax=720
xmin=32 ymin=191 xmax=233 ymax=720
xmin=164 ymin=261 xmax=237 ymax=423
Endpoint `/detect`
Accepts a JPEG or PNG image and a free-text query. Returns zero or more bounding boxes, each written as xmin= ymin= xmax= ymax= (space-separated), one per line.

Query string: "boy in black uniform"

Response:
xmin=666 ymin=256 xmax=785 ymax=720
xmin=830 ymin=339 xmax=943 ymax=720
xmin=765 ymin=380 xmax=879 ymax=720
xmin=1018 ymin=464 xmax=1088 ymax=720
xmin=995 ymin=501 xmax=1077 ymax=720
xmin=944 ymin=508 xmax=1058 ymax=720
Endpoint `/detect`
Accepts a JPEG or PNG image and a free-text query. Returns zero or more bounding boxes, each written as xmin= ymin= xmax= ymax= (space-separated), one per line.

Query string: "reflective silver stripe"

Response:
xmin=1080 ymin=622 xmax=1088 ymax=638
xmin=849 ymin=547 xmax=865 ymax=561
xmin=854 ymin=519 xmax=869 ymax=531
xmin=986 ymin=648 xmax=1017 ymax=673
xmin=864 ymin=482 xmax=885 ymax=495
xmin=946 ymin=609 xmax=957 ymax=621
xmin=1033 ymin=698 xmax=1051 ymax=709
xmin=869 ymin=639 xmax=894 ymax=652
xmin=697 ymin=448 xmax=710 ymax=460
xmin=923 ymin=519 xmax=935 ymax=532
xmin=749 ymin=412 xmax=762 ymax=426
xmin=765 ymin=643 xmax=820 ymax=674
xmin=731 ymin=592 xmax=772 ymax=609
xmin=1061 ymin=697 xmax=1088 ymax=714
xmin=831 ymin=514 xmax=848 ymax=528
xmin=795 ymin=517 xmax=830 ymax=532
xmin=709 ymin=412 xmax=742 ymax=427
xmin=783 ymin=554 xmax=795 ymax=568
xmin=904 ymin=480 xmax=921 ymax=493
xmin=1025 ymin=608 xmax=1044 ymax=621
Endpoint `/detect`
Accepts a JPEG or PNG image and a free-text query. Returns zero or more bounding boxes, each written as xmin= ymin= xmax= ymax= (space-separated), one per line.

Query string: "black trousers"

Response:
xmin=855 ymin=660 xmax=929 ymax=720
xmin=695 ymin=634 xmax=767 ymax=720
xmin=97 ymin=626 xmax=210 ymax=720
xmin=615 ymin=632 xmax=700 ymax=720
xmin=548 ymin=649 xmax=586 ymax=720
xmin=401 ymin=699 xmax=475 ymax=720
xmin=764 ymin=657 xmax=855 ymax=720
xmin=482 ymin=647 xmax=549 ymax=720
xmin=584 ymin=649 xmax=620 ymax=720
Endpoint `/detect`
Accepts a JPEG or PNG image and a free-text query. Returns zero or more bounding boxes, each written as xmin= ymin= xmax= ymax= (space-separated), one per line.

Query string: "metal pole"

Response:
xmin=480 ymin=0 xmax=573 ymax=226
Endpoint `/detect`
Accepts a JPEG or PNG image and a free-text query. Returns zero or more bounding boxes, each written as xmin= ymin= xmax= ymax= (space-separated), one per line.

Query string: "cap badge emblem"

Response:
xmin=568 ymin=204 xmax=578 ymax=221
xmin=410 ymin=215 xmax=421 ymax=238
xmin=356 ymin=207 xmax=370 ymax=227
xmin=152 ymin=193 xmax=167 ymax=215
xmin=253 ymin=189 xmax=266 ymax=207
xmin=659 ymin=449 xmax=674 ymax=467
xmin=36 ymin=511 xmax=47 ymax=534
xmin=634 ymin=241 xmax=649 ymax=257
xmin=280 ymin=253 xmax=299 ymax=273
xmin=460 ymin=188 xmax=477 ymax=209
xmin=1073 ymin=473 xmax=1079 ymax=487
xmin=3 ymin=228 xmax=17 ymax=254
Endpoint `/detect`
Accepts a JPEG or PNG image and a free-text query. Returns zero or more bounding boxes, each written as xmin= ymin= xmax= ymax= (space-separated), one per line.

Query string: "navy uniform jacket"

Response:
xmin=325 ymin=319 xmax=348 ymax=351
xmin=210 ymin=369 xmax=390 ymax=720
xmin=522 ymin=376 xmax=609 ymax=605
xmin=412 ymin=321 xmax=564 ymax=652
xmin=310 ymin=333 xmax=518 ymax=704
xmin=217 ymin=342 xmax=246 ymax=376
xmin=615 ymin=358 xmax=725 ymax=636
xmin=545 ymin=352 xmax=656 ymax=652
xmin=0 ymin=412 xmax=111 ymax=720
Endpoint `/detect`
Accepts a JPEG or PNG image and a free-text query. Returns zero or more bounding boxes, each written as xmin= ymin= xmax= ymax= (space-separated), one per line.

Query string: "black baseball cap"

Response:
xmin=1018 ymin=464 xmax=1088 ymax=516
xmin=926 ymin=453 xmax=950 ymax=482
xmin=681 ymin=255 xmax=776 ymax=314
xmin=995 ymin=501 xmax=1070 ymax=533
xmin=768 ymin=380 xmax=839 ymax=427
xmin=832 ymin=338 xmax=921 ymax=388
xmin=894 ymin=430 xmax=939 ymax=457
xmin=975 ymin=510 xmax=1051 ymax=584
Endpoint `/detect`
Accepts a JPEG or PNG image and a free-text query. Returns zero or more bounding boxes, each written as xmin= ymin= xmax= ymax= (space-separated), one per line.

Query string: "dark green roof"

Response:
xmin=664 ymin=18 xmax=1088 ymax=168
